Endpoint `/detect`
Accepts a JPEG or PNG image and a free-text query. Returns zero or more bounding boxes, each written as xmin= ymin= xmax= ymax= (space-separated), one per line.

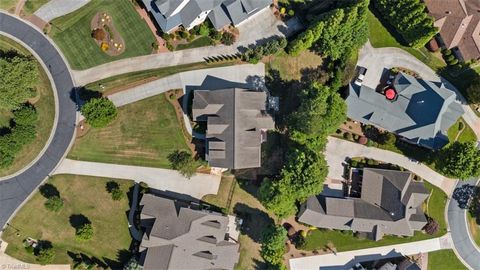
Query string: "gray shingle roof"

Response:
xmin=142 ymin=0 xmax=271 ymax=32
xmin=298 ymin=168 xmax=430 ymax=240
xmin=346 ymin=72 xmax=464 ymax=149
xmin=192 ymin=88 xmax=274 ymax=169
xmin=139 ymin=194 xmax=240 ymax=270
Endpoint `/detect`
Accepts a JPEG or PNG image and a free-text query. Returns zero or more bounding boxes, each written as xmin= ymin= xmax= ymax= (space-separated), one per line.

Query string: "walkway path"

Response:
xmin=0 ymin=12 xmax=77 ymax=231
xmin=108 ymin=63 xmax=265 ymax=106
xmin=54 ymin=159 xmax=221 ymax=200
xmin=0 ymin=241 xmax=70 ymax=269
xmin=289 ymin=235 xmax=452 ymax=270
xmin=14 ymin=0 xmax=25 ymax=15
xmin=72 ymin=9 xmax=302 ymax=86
xmin=34 ymin=0 xmax=90 ymax=22
xmin=358 ymin=41 xmax=480 ymax=141
xmin=325 ymin=137 xmax=457 ymax=195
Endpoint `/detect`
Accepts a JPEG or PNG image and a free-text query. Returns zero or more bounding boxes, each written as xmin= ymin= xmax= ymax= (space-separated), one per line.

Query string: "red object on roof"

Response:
xmin=385 ymin=88 xmax=396 ymax=100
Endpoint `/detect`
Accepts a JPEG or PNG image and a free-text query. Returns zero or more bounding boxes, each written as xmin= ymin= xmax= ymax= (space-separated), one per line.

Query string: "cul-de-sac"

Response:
xmin=0 ymin=0 xmax=479 ymax=269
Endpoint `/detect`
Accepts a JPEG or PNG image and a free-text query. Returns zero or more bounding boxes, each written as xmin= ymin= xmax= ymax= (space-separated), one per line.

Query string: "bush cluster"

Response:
xmin=81 ymin=97 xmax=117 ymax=128
xmin=75 ymin=223 xmax=94 ymax=241
xmin=372 ymin=0 xmax=438 ymax=48
xmin=0 ymin=104 xmax=38 ymax=168
xmin=45 ymin=196 xmax=64 ymax=212
xmin=167 ymin=150 xmax=197 ymax=178
xmin=242 ymin=38 xmax=288 ymax=64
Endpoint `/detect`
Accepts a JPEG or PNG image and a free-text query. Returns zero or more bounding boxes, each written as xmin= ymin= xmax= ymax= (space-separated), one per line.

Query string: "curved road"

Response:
xmin=0 ymin=13 xmax=77 ymax=230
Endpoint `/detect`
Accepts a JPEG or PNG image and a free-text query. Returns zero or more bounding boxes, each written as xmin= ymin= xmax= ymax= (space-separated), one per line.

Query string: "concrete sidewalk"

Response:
xmin=108 ymin=63 xmax=265 ymax=107
xmin=54 ymin=159 xmax=221 ymax=200
xmin=326 ymin=137 xmax=457 ymax=196
xmin=289 ymin=235 xmax=452 ymax=270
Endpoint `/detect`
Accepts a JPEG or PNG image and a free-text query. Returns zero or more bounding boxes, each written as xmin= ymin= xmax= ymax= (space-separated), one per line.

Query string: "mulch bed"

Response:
xmin=91 ymin=12 xmax=125 ymax=56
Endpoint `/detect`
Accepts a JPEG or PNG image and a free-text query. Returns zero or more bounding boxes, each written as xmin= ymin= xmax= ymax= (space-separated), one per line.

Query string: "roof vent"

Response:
xmin=445 ymin=11 xmax=452 ymax=15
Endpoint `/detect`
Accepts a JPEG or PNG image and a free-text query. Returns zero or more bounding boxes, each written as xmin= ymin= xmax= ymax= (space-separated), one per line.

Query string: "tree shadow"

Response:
xmin=106 ymin=181 xmax=120 ymax=193
xmin=103 ymin=249 xmax=132 ymax=269
xmin=233 ymin=202 xmax=274 ymax=244
xmin=78 ymin=87 xmax=102 ymax=102
xmin=39 ymin=183 xmax=60 ymax=199
xmin=67 ymin=251 xmax=108 ymax=269
xmin=252 ymin=258 xmax=269 ymax=270
xmin=69 ymin=214 xmax=91 ymax=229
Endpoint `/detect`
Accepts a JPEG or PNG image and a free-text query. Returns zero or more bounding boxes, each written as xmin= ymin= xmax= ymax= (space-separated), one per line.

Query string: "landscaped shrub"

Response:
xmin=45 ymin=196 xmax=64 ymax=212
xmin=423 ymin=217 xmax=439 ymax=235
xmin=162 ymin=33 xmax=171 ymax=41
xmin=167 ymin=150 xmax=197 ymax=178
xmin=210 ymin=30 xmax=222 ymax=41
xmin=373 ymin=0 xmax=438 ymax=48
xmin=343 ymin=132 xmax=352 ymax=140
xmin=37 ymin=247 xmax=55 ymax=265
xmin=358 ymin=136 xmax=368 ymax=145
xmin=178 ymin=31 xmax=188 ymax=39
xmin=351 ymin=160 xmax=358 ymax=167
xmin=111 ymin=188 xmax=124 ymax=201
xmin=81 ymin=97 xmax=117 ymax=128
xmin=166 ymin=42 xmax=174 ymax=51
xmin=91 ymin=28 xmax=106 ymax=41
xmin=220 ymin=32 xmax=235 ymax=45
xmin=199 ymin=24 xmax=210 ymax=36
xmin=75 ymin=223 xmax=94 ymax=241
xmin=139 ymin=181 xmax=150 ymax=194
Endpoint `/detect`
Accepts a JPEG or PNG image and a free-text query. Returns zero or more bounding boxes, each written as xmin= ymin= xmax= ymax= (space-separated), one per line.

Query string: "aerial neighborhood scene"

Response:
xmin=1 ymin=0 xmax=480 ymax=269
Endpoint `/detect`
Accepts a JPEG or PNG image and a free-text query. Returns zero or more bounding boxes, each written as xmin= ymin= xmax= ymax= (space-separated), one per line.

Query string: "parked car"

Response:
xmin=354 ymin=67 xmax=367 ymax=86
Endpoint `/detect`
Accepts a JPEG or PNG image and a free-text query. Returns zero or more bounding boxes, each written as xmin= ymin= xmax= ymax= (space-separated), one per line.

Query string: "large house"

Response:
xmin=139 ymin=194 xmax=240 ymax=270
xmin=192 ymin=88 xmax=274 ymax=170
xmin=424 ymin=0 xmax=480 ymax=61
xmin=346 ymin=72 xmax=464 ymax=149
xmin=141 ymin=0 xmax=272 ymax=33
xmin=298 ymin=168 xmax=430 ymax=241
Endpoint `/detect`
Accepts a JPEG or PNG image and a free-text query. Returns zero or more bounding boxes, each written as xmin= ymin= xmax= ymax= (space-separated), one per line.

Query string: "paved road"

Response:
xmin=0 ymin=13 xmax=77 ymax=231
xmin=54 ymin=159 xmax=221 ymax=200
xmin=325 ymin=137 xmax=457 ymax=195
xmin=448 ymin=178 xmax=480 ymax=270
xmin=289 ymin=235 xmax=452 ymax=270
xmin=358 ymin=41 xmax=480 ymax=141
xmin=72 ymin=8 xmax=302 ymax=85
xmin=34 ymin=0 xmax=90 ymax=22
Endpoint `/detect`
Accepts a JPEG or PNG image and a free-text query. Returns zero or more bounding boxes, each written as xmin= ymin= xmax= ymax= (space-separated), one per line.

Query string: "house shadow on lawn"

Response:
xmin=233 ymin=202 xmax=274 ymax=244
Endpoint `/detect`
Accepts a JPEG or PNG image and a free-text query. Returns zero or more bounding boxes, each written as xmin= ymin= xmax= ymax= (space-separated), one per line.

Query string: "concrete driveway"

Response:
xmin=325 ymin=137 xmax=457 ymax=195
xmin=34 ymin=0 xmax=90 ymax=22
xmin=289 ymin=235 xmax=452 ymax=270
xmin=108 ymin=63 xmax=265 ymax=106
xmin=54 ymin=159 xmax=221 ymax=200
xmin=72 ymin=8 xmax=302 ymax=85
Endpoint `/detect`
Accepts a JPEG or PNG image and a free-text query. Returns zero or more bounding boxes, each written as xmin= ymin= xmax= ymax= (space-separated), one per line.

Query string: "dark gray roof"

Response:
xmin=192 ymin=88 xmax=274 ymax=169
xmin=346 ymin=73 xmax=464 ymax=149
xmin=298 ymin=168 xmax=430 ymax=240
xmin=139 ymin=194 xmax=240 ymax=270
xmin=142 ymin=0 xmax=271 ymax=32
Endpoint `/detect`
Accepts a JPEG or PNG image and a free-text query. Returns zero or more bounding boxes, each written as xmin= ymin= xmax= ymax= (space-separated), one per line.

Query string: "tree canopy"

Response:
xmin=439 ymin=142 xmax=480 ymax=179
xmin=0 ymin=54 xmax=38 ymax=110
xmin=288 ymin=0 xmax=369 ymax=58
xmin=466 ymin=76 xmax=480 ymax=105
xmin=81 ymin=97 xmax=118 ymax=128
xmin=167 ymin=150 xmax=197 ymax=178
xmin=260 ymin=225 xmax=288 ymax=269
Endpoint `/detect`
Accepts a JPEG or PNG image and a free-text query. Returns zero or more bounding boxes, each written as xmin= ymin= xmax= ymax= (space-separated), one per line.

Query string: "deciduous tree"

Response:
xmin=81 ymin=97 xmax=117 ymax=128
xmin=440 ymin=142 xmax=480 ymax=179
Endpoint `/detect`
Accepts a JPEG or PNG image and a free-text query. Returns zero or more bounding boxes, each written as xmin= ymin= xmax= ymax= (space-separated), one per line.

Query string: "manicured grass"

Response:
xmin=447 ymin=118 xmax=477 ymax=144
xmin=428 ymin=250 xmax=467 ymax=270
xmin=68 ymin=94 xmax=189 ymax=168
xmin=303 ymin=180 xmax=448 ymax=252
xmin=0 ymin=0 xmax=17 ymax=12
xmin=49 ymin=0 xmax=155 ymax=70
xmin=267 ymin=50 xmax=323 ymax=81
xmin=22 ymin=0 xmax=49 ymax=15
xmin=467 ymin=212 xmax=480 ymax=248
xmin=84 ymin=61 xmax=236 ymax=94
xmin=176 ymin=36 xmax=213 ymax=50
xmin=202 ymin=175 xmax=235 ymax=212
xmin=367 ymin=9 xmax=445 ymax=71
xmin=0 ymin=36 xmax=55 ymax=177
xmin=2 ymin=175 xmax=133 ymax=267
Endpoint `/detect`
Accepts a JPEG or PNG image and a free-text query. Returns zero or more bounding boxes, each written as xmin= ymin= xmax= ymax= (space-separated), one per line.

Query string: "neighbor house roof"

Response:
xmin=192 ymin=88 xmax=274 ymax=169
xmin=346 ymin=72 xmax=464 ymax=149
xmin=297 ymin=168 xmax=430 ymax=240
xmin=141 ymin=0 xmax=271 ymax=32
xmin=424 ymin=0 xmax=480 ymax=61
xmin=139 ymin=194 xmax=240 ymax=270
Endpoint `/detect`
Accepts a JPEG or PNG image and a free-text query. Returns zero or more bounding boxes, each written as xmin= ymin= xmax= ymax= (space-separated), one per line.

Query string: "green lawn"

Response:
xmin=467 ymin=212 xmax=480 ymax=248
xmin=447 ymin=118 xmax=477 ymax=144
xmin=266 ymin=50 xmax=323 ymax=81
xmin=367 ymin=9 xmax=445 ymax=71
xmin=0 ymin=36 xmax=55 ymax=177
xmin=2 ymin=175 xmax=133 ymax=267
xmin=22 ymin=0 xmax=49 ymax=15
xmin=85 ymin=61 xmax=236 ymax=94
xmin=49 ymin=0 xmax=155 ymax=70
xmin=428 ymin=250 xmax=467 ymax=270
xmin=68 ymin=94 xmax=189 ymax=168
xmin=303 ymin=180 xmax=448 ymax=252
xmin=0 ymin=0 xmax=17 ymax=12
xmin=176 ymin=36 xmax=213 ymax=50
